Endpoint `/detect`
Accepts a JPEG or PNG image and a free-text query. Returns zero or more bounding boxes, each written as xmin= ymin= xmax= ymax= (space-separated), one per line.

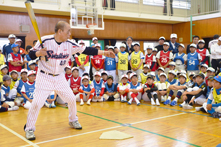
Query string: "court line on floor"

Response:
xmin=0 ymin=123 xmax=39 ymax=147
xmin=21 ymin=106 xmax=200 ymax=147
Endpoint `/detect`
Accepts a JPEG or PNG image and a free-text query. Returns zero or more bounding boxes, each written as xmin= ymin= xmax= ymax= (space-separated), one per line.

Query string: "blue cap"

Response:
xmin=214 ymin=75 xmax=221 ymax=83
xmin=11 ymin=44 xmax=19 ymax=48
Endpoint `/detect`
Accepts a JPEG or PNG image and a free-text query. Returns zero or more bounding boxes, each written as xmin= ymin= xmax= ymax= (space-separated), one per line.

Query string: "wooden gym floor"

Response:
xmin=1 ymin=101 xmax=221 ymax=147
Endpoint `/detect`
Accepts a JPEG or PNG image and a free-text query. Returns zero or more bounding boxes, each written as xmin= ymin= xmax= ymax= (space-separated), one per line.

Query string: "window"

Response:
xmin=115 ymin=0 xmax=139 ymax=3
xmin=143 ymin=41 xmax=159 ymax=55
xmin=143 ymin=0 xmax=191 ymax=9
xmin=143 ymin=0 xmax=164 ymax=6
xmin=0 ymin=38 xmax=9 ymax=52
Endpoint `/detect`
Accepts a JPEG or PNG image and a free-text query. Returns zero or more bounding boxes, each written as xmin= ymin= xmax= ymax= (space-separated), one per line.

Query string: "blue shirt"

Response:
xmin=187 ymin=52 xmax=199 ymax=71
xmin=3 ymin=43 xmax=13 ymax=62
xmin=93 ymin=79 xmax=103 ymax=96
xmin=105 ymin=57 xmax=116 ymax=70
xmin=22 ymin=82 xmax=35 ymax=103
xmin=25 ymin=54 xmax=32 ymax=70
xmin=169 ymin=42 xmax=180 ymax=54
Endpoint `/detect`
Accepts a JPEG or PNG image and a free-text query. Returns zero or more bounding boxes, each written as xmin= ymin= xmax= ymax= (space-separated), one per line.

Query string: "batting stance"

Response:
xmin=24 ymin=21 xmax=115 ymax=140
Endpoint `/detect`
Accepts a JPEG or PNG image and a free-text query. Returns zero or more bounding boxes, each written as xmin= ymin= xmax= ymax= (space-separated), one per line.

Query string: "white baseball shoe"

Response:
xmin=69 ymin=120 xmax=82 ymax=129
xmin=25 ymin=130 xmax=35 ymax=140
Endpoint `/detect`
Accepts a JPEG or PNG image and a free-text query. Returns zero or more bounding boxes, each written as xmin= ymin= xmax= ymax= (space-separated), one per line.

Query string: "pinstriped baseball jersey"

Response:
xmin=31 ymin=35 xmax=85 ymax=74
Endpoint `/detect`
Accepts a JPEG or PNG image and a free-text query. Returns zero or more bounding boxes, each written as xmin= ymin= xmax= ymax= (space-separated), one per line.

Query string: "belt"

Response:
xmin=40 ymin=70 xmax=59 ymax=77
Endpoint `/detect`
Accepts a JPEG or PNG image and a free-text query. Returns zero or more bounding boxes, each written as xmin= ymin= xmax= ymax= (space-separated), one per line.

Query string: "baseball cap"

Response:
xmin=108 ymin=46 xmax=114 ymax=50
xmin=8 ymin=34 xmax=16 ymax=38
xmin=146 ymin=45 xmax=152 ymax=50
xmin=208 ymin=76 xmax=214 ymax=81
xmin=65 ymin=66 xmax=71 ymax=70
xmin=121 ymin=74 xmax=128 ymax=79
xmin=0 ymin=65 xmax=8 ymax=70
xmin=163 ymin=42 xmax=170 ymax=46
xmin=195 ymin=73 xmax=205 ymax=79
xmin=170 ymin=33 xmax=177 ymax=38
xmin=15 ymin=39 xmax=22 ymax=43
xmin=214 ymin=75 xmax=221 ymax=83
xmin=147 ymin=75 xmax=154 ymax=80
xmin=78 ymin=40 xmax=85 ymax=44
xmin=127 ymin=70 xmax=133 ymax=74
xmin=92 ymin=37 xmax=98 ymax=41
xmin=150 ymin=72 xmax=155 ymax=77
xmin=101 ymin=71 xmax=108 ymax=76
xmin=10 ymin=70 xmax=18 ymax=75
xmin=71 ymin=67 xmax=79 ymax=72
xmin=133 ymin=42 xmax=140 ymax=46
xmin=169 ymin=61 xmax=176 ymax=66
xmin=114 ymin=46 xmax=118 ymax=49
xmin=198 ymin=39 xmax=205 ymax=44
xmin=28 ymin=60 xmax=36 ymax=66
xmin=107 ymin=75 xmax=113 ymax=80
xmin=159 ymin=36 xmax=165 ymax=40
xmin=143 ymin=64 xmax=150 ymax=69
xmin=159 ymin=73 xmax=167 ymax=78
xmin=95 ymin=43 xmax=101 ymax=48
xmin=82 ymin=76 xmax=89 ymax=81
xmin=188 ymin=72 xmax=195 ymax=77
xmin=177 ymin=70 xmax=186 ymax=75
xmin=94 ymin=72 xmax=101 ymax=77
xmin=11 ymin=44 xmax=19 ymax=48
xmin=130 ymin=73 xmax=137 ymax=79
xmin=82 ymin=72 xmax=89 ymax=77
xmin=178 ymin=43 xmax=185 ymax=48
xmin=28 ymin=70 xmax=36 ymax=76
xmin=179 ymin=73 xmax=187 ymax=79
xmin=201 ymin=63 xmax=208 ymax=69
xmin=190 ymin=43 xmax=197 ymax=48
xmin=120 ymin=43 xmax=126 ymax=48
xmin=168 ymin=70 xmax=176 ymax=76
xmin=157 ymin=67 xmax=165 ymax=72
xmin=3 ymin=75 xmax=11 ymax=81
xmin=153 ymin=48 xmax=158 ymax=52
xmin=218 ymin=36 xmax=221 ymax=41
xmin=21 ymin=69 xmax=28 ymax=74
xmin=207 ymin=67 xmax=215 ymax=72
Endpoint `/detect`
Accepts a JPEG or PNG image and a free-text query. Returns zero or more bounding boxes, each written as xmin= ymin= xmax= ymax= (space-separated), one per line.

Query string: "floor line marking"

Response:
xmin=0 ymin=123 xmax=39 ymax=147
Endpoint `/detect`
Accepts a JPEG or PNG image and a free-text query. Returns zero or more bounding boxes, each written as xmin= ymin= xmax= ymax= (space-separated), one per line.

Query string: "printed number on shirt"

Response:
xmin=81 ymin=57 xmax=86 ymax=62
xmin=120 ymin=59 xmax=126 ymax=64
xmin=161 ymin=58 xmax=167 ymax=63
xmin=132 ymin=59 xmax=137 ymax=64
xmin=95 ymin=60 xmax=100 ymax=64
xmin=189 ymin=60 xmax=195 ymax=65
xmin=29 ymin=92 xmax=34 ymax=99
xmin=107 ymin=60 xmax=112 ymax=65
xmin=60 ymin=60 xmax=66 ymax=66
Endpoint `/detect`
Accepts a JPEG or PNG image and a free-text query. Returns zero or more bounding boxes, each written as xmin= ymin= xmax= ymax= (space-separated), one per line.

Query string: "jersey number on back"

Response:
xmin=60 ymin=60 xmax=66 ymax=66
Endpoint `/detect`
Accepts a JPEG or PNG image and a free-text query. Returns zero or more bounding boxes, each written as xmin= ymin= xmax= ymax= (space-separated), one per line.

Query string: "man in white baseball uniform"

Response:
xmin=24 ymin=21 xmax=114 ymax=140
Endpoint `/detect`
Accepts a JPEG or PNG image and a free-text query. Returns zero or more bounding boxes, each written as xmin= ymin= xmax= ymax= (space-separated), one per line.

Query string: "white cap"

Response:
xmin=180 ymin=70 xmax=186 ymax=74
xmin=163 ymin=42 xmax=170 ymax=46
xmin=101 ymin=71 xmax=108 ymax=75
xmin=65 ymin=66 xmax=71 ymax=70
xmin=170 ymin=33 xmax=177 ymax=38
xmin=188 ymin=72 xmax=195 ymax=77
xmin=218 ymin=36 xmax=221 ymax=41
xmin=159 ymin=73 xmax=167 ymax=78
xmin=198 ymin=39 xmax=205 ymax=44
xmin=201 ymin=63 xmax=208 ymax=69
xmin=207 ymin=67 xmax=215 ymax=72
xmin=169 ymin=61 xmax=176 ymax=66
xmin=150 ymin=72 xmax=155 ymax=77
xmin=130 ymin=72 xmax=137 ymax=79
xmin=94 ymin=71 xmax=101 ymax=77
xmin=78 ymin=40 xmax=85 ymax=45
xmin=143 ymin=64 xmax=150 ymax=69
xmin=21 ymin=69 xmax=28 ymax=74
xmin=0 ymin=65 xmax=8 ymax=70
xmin=168 ymin=70 xmax=176 ymax=76
xmin=71 ymin=67 xmax=79 ymax=72
xmin=108 ymin=46 xmax=114 ymax=50
xmin=179 ymin=73 xmax=187 ymax=79
xmin=146 ymin=45 xmax=152 ymax=50
xmin=159 ymin=36 xmax=165 ymax=40
xmin=28 ymin=70 xmax=36 ymax=76
xmin=153 ymin=48 xmax=158 ymax=52
xmin=121 ymin=74 xmax=128 ymax=79
xmin=8 ymin=34 xmax=16 ymax=38
xmin=95 ymin=43 xmax=101 ymax=48
xmin=15 ymin=39 xmax=22 ymax=43
xmin=190 ymin=43 xmax=197 ymax=48
xmin=28 ymin=60 xmax=36 ymax=66
xmin=82 ymin=76 xmax=89 ymax=81
xmin=10 ymin=70 xmax=18 ymax=75
xmin=120 ymin=43 xmax=126 ymax=48
xmin=179 ymin=43 xmax=185 ymax=48
xmin=92 ymin=37 xmax=98 ymax=41
xmin=133 ymin=42 xmax=140 ymax=46
xmin=157 ymin=67 xmax=165 ymax=72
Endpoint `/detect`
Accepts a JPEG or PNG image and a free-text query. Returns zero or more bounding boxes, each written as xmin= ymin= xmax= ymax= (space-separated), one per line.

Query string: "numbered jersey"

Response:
xmin=21 ymin=82 xmax=35 ymax=103
xmin=77 ymin=54 xmax=89 ymax=67
xmin=145 ymin=54 xmax=156 ymax=71
xmin=92 ymin=79 xmax=104 ymax=96
xmin=131 ymin=51 xmax=143 ymax=69
xmin=196 ymin=48 xmax=208 ymax=65
xmin=117 ymin=52 xmax=129 ymax=70
xmin=8 ymin=53 xmax=22 ymax=72
xmin=105 ymin=57 xmax=116 ymax=70
xmin=91 ymin=55 xmax=104 ymax=69
xmin=187 ymin=52 xmax=199 ymax=71
xmin=70 ymin=77 xmax=81 ymax=95
xmin=159 ymin=51 xmax=170 ymax=68
xmin=140 ymin=73 xmax=148 ymax=84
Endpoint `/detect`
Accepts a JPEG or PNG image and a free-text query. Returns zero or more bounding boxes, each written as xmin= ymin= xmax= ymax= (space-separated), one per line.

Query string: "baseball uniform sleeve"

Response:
xmin=21 ymin=85 xmax=26 ymax=94
xmin=169 ymin=52 xmax=173 ymax=60
xmin=198 ymin=54 xmax=202 ymax=60
xmin=152 ymin=55 xmax=156 ymax=62
xmin=115 ymin=54 xmax=118 ymax=63
xmin=140 ymin=52 xmax=145 ymax=59
xmin=156 ymin=52 xmax=160 ymax=59
xmin=68 ymin=79 xmax=71 ymax=86
xmin=13 ymin=81 xmax=19 ymax=89
xmin=7 ymin=54 xmax=12 ymax=62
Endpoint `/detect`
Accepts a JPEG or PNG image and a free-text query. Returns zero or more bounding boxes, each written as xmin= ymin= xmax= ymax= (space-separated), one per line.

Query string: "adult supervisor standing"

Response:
xmin=24 ymin=21 xmax=115 ymax=140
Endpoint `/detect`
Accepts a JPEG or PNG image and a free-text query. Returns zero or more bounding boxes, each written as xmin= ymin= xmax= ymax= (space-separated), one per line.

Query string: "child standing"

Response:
xmin=128 ymin=73 xmax=143 ymax=106
xmin=130 ymin=42 xmax=144 ymax=75
xmin=144 ymin=46 xmax=156 ymax=72
xmin=65 ymin=66 xmax=73 ymax=81
xmin=138 ymin=64 xmax=150 ymax=84
xmin=143 ymin=75 xmax=159 ymax=105
xmin=156 ymin=73 xmax=170 ymax=102
xmin=116 ymin=43 xmax=129 ymax=82
xmin=173 ymin=44 xmax=187 ymax=71
xmin=117 ymin=74 xmax=130 ymax=102
xmin=8 ymin=44 xmax=23 ymax=74
xmin=68 ymin=67 xmax=81 ymax=98
xmin=91 ymin=43 xmax=105 ymax=74
xmin=103 ymin=75 xmax=119 ymax=101
xmin=92 ymin=72 xmax=105 ymax=102
xmin=197 ymin=39 xmax=210 ymax=66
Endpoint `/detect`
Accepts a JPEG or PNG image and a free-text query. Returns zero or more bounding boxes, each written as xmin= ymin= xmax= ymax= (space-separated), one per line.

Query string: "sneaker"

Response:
xmin=80 ymin=101 xmax=84 ymax=106
xmin=49 ymin=104 xmax=52 ymax=108
xmin=195 ymin=107 xmax=201 ymax=112
xmin=179 ymin=101 xmax=186 ymax=108
xmin=170 ymin=101 xmax=177 ymax=106
xmin=25 ymin=130 xmax=35 ymax=140
xmin=211 ymin=112 xmax=221 ymax=118
xmin=127 ymin=101 xmax=131 ymax=105
xmin=183 ymin=104 xmax=193 ymax=110
xmin=137 ymin=102 xmax=140 ymax=106
xmin=69 ymin=120 xmax=82 ymax=129
xmin=164 ymin=99 xmax=170 ymax=105
xmin=86 ymin=100 xmax=91 ymax=105
xmin=121 ymin=100 xmax=125 ymax=103
xmin=156 ymin=99 xmax=160 ymax=106
xmin=12 ymin=106 xmax=19 ymax=111
xmin=151 ymin=100 xmax=156 ymax=106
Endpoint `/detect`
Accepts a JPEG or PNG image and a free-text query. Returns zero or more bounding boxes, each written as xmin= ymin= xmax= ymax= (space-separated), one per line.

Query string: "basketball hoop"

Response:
xmin=86 ymin=23 xmax=97 ymax=35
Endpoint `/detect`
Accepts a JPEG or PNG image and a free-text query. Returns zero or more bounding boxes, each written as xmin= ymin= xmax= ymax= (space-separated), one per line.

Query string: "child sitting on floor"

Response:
xmin=117 ymin=74 xmax=130 ymax=102
xmin=155 ymin=73 xmax=170 ymax=102
xmin=103 ymin=75 xmax=119 ymax=101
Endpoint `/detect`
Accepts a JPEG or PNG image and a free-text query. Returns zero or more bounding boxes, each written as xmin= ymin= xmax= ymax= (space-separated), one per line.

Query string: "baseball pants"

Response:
xmin=25 ymin=72 xmax=78 ymax=131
